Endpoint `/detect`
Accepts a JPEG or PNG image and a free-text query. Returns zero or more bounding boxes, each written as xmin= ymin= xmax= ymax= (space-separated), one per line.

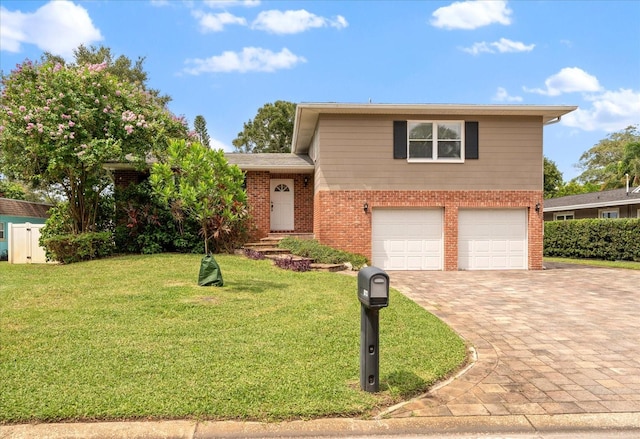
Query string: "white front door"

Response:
xmin=270 ymin=179 xmax=294 ymax=231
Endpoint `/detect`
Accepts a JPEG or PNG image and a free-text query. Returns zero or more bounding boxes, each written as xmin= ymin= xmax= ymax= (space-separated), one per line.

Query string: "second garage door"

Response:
xmin=458 ymin=209 xmax=527 ymax=270
xmin=372 ymin=209 xmax=443 ymax=270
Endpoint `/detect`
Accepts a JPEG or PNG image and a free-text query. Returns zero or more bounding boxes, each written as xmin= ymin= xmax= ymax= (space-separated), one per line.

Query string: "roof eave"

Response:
xmin=545 ymin=198 xmax=640 ymax=212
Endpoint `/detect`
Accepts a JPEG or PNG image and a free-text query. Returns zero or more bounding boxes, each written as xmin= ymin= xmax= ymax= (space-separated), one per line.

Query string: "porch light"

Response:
xmin=304 ymin=176 xmax=309 ymax=187
xmin=364 ymin=202 xmax=369 ymax=213
xmin=535 ymin=203 xmax=541 ymax=213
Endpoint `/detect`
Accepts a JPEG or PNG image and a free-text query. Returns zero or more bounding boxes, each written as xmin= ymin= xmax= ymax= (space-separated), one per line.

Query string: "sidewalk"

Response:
xmin=2 ymin=413 xmax=640 ymax=439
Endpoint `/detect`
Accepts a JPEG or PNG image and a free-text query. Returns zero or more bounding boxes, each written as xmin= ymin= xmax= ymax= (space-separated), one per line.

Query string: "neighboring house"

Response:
xmin=544 ymin=187 xmax=640 ymax=221
xmin=0 ymin=198 xmax=51 ymax=260
xmin=224 ymin=103 xmax=576 ymax=271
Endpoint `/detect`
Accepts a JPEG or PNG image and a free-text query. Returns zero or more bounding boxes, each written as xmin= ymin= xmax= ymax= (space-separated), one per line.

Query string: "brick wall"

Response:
xmin=113 ymin=170 xmax=147 ymax=188
xmin=245 ymin=172 xmax=314 ymax=239
xmin=314 ymin=190 xmax=544 ymax=270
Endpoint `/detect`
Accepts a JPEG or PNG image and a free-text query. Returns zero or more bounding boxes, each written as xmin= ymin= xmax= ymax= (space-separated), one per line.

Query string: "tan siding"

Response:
xmin=315 ymin=114 xmax=543 ymax=191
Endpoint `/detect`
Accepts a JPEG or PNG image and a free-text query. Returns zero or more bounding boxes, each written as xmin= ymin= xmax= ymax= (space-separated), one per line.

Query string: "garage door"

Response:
xmin=372 ymin=209 xmax=443 ymax=270
xmin=458 ymin=209 xmax=527 ymax=270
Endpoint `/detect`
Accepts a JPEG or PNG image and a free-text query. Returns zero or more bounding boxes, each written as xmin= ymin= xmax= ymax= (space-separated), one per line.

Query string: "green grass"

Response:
xmin=545 ymin=256 xmax=640 ymax=270
xmin=0 ymin=254 xmax=466 ymax=423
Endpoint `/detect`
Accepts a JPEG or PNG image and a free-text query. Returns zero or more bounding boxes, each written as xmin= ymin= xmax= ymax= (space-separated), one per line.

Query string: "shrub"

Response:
xmin=243 ymin=248 xmax=266 ymax=260
xmin=42 ymin=232 xmax=115 ymax=264
xmin=278 ymin=237 xmax=368 ymax=269
xmin=114 ymin=182 xmax=203 ymax=254
xmin=274 ymin=256 xmax=311 ymax=272
xmin=544 ymin=218 xmax=640 ymax=261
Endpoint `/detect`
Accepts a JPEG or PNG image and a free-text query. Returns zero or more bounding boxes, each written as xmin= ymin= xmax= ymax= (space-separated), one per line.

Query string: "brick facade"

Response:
xmin=245 ymin=171 xmax=314 ymax=240
xmin=113 ymin=170 xmax=147 ymax=188
xmin=314 ymin=190 xmax=544 ymax=270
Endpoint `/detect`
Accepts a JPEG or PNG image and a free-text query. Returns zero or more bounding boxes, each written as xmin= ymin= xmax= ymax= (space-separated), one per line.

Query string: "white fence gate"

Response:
xmin=8 ymin=223 xmax=48 ymax=264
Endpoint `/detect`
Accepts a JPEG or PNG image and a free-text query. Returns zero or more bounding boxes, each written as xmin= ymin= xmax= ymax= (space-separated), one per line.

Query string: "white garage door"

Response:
xmin=458 ymin=209 xmax=527 ymax=270
xmin=372 ymin=209 xmax=443 ymax=270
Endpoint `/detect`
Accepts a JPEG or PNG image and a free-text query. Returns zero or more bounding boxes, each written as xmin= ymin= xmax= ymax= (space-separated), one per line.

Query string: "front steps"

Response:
xmin=241 ymin=233 xmax=347 ymax=272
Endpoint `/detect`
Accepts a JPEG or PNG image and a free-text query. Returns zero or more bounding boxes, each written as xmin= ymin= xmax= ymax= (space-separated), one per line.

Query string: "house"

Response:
xmin=544 ymin=187 xmax=640 ymax=221
xmin=0 ymin=198 xmax=51 ymax=260
xmin=224 ymin=103 xmax=577 ymax=271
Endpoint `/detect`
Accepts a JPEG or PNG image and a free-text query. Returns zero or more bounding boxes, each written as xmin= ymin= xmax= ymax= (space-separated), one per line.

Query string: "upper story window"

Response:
xmin=599 ymin=208 xmax=619 ymax=219
xmin=407 ymin=121 xmax=464 ymax=162
xmin=393 ymin=120 xmax=478 ymax=161
xmin=0 ymin=222 xmax=4 ymax=240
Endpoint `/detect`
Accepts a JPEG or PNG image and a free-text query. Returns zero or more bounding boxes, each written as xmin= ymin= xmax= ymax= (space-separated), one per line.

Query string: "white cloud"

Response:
xmin=431 ymin=0 xmax=512 ymax=30
xmin=150 ymin=0 xmax=170 ymax=7
xmin=203 ymin=0 xmax=260 ymax=8
xmin=562 ymin=88 xmax=640 ymax=132
xmin=251 ymin=9 xmax=348 ymax=34
xmin=524 ymin=67 xmax=602 ymax=96
xmin=493 ymin=87 xmax=523 ymax=102
xmin=0 ymin=1 xmax=102 ymax=59
xmin=184 ymin=47 xmax=306 ymax=74
xmin=210 ymin=136 xmax=234 ymax=152
xmin=192 ymin=10 xmax=247 ymax=32
xmin=462 ymin=38 xmax=534 ymax=55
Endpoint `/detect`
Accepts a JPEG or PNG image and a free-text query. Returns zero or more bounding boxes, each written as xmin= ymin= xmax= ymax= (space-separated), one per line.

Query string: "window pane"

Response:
xmin=438 ymin=123 xmax=461 ymax=140
xmin=409 ymin=122 xmax=432 ymax=140
xmin=409 ymin=141 xmax=432 ymax=158
xmin=438 ymin=141 xmax=461 ymax=158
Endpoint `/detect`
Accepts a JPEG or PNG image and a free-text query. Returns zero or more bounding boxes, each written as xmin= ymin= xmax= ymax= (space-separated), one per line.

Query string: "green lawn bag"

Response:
xmin=198 ymin=254 xmax=224 ymax=287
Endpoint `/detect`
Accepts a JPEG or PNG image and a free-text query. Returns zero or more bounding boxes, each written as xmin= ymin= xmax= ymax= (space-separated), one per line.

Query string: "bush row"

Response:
xmin=42 ymin=232 xmax=115 ymax=264
xmin=544 ymin=218 xmax=640 ymax=261
xmin=278 ymin=237 xmax=368 ymax=269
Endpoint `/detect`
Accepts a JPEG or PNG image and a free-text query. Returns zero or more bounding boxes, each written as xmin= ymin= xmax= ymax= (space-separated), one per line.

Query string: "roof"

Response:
xmin=224 ymin=153 xmax=314 ymax=174
xmin=0 ymin=198 xmax=52 ymax=218
xmin=544 ymin=187 xmax=640 ymax=212
xmin=291 ymin=102 xmax=578 ymax=154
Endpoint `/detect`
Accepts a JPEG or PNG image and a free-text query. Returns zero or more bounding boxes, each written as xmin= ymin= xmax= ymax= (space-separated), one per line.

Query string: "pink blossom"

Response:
xmin=0 ymin=126 xmax=5 ymax=133
xmin=124 ymin=125 xmax=134 ymax=135
xmin=19 ymin=105 xmax=26 ymax=112
xmin=69 ymin=132 xmax=75 ymax=139
xmin=121 ymin=110 xmax=136 ymax=122
xmin=68 ymin=121 xmax=75 ymax=127
xmin=43 ymin=106 xmax=50 ymax=111
xmin=59 ymin=93 xmax=64 ymax=98
xmin=24 ymin=115 xmax=31 ymax=122
xmin=53 ymin=63 xmax=62 ymax=72
xmin=115 ymin=90 xmax=121 ymax=96
xmin=61 ymin=114 xmax=71 ymax=119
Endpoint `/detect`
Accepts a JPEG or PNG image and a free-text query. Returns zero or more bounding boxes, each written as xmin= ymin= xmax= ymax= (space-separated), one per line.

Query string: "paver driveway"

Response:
xmin=385 ymin=264 xmax=640 ymax=418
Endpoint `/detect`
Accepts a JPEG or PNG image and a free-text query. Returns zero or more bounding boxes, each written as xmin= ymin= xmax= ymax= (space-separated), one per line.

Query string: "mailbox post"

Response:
xmin=357 ymin=266 xmax=389 ymax=393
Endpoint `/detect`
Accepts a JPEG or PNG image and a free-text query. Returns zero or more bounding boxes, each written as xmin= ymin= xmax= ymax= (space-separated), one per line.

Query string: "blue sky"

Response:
xmin=1 ymin=0 xmax=639 ymax=181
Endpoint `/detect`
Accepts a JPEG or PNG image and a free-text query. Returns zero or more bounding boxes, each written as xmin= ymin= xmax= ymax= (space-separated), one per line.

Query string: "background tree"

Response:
xmin=233 ymin=100 xmax=296 ymax=153
xmin=576 ymin=125 xmax=640 ymax=187
xmin=601 ymin=141 xmax=640 ymax=189
xmin=194 ymin=115 xmax=211 ymax=148
xmin=0 ymin=58 xmax=188 ymax=234
xmin=150 ymin=139 xmax=248 ymax=254
xmin=553 ymin=180 xmax=601 ymax=198
xmin=0 ymin=177 xmax=26 ymax=200
xmin=544 ymin=157 xmax=563 ymax=199
xmin=42 ymin=45 xmax=170 ymax=106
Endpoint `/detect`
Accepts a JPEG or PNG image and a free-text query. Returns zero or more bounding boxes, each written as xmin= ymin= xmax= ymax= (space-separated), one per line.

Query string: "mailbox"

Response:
xmin=358 ymin=266 xmax=389 ymax=309
xmin=358 ymin=266 xmax=389 ymax=393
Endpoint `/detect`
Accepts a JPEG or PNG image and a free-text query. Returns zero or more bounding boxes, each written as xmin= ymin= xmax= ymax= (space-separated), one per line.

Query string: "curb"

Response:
xmin=2 ymin=413 xmax=640 ymax=439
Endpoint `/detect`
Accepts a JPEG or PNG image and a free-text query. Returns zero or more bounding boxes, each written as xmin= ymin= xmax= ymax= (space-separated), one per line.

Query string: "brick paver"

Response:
xmin=385 ymin=264 xmax=640 ymax=418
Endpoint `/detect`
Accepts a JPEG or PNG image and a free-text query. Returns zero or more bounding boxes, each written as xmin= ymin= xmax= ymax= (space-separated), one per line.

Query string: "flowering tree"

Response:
xmin=150 ymin=139 xmax=248 ymax=254
xmin=0 ymin=59 xmax=188 ymax=234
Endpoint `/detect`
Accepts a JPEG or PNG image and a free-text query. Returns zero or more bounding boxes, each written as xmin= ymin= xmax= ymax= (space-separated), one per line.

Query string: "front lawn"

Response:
xmin=544 ymin=256 xmax=640 ymax=270
xmin=0 ymin=254 xmax=466 ymax=423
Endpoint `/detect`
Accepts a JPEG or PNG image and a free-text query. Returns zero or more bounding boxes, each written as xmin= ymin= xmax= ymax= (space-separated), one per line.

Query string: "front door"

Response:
xmin=270 ymin=179 xmax=294 ymax=231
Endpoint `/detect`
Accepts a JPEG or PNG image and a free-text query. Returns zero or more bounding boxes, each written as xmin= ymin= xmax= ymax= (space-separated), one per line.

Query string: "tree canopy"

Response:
xmin=232 ymin=101 xmax=296 ymax=153
xmin=149 ymin=139 xmax=247 ymax=254
xmin=576 ymin=125 xmax=640 ymax=188
xmin=0 ymin=56 xmax=188 ymax=234
xmin=543 ymin=157 xmax=563 ymax=199
xmin=194 ymin=115 xmax=211 ymax=148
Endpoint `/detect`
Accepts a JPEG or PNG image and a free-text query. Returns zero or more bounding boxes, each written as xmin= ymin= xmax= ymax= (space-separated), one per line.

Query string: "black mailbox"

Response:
xmin=358 ymin=266 xmax=389 ymax=309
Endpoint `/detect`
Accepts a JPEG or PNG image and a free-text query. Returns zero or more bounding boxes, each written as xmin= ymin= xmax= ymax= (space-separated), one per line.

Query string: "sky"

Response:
xmin=1 ymin=0 xmax=639 ymax=181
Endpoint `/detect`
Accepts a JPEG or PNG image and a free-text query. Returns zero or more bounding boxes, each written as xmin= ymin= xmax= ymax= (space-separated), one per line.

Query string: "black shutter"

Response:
xmin=393 ymin=121 xmax=407 ymax=159
xmin=465 ymin=121 xmax=479 ymax=160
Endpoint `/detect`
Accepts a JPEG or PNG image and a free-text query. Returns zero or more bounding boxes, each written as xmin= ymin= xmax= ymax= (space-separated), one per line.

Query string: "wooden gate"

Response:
xmin=8 ymin=223 xmax=48 ymax=264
